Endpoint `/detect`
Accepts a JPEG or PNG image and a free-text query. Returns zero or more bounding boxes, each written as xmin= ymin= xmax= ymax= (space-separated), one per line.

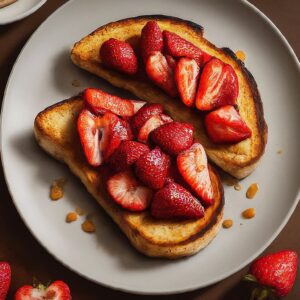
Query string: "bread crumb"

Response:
xmin=75 ymin=207 xmax=85 ymax=216
xmin=246 ymin=183 xmax=259 ymax=199
xmin=66 ymin=212 xmax=78 ymax=223
xmin=242 ymin=208 xmax=256 ymax=219
xmin=71 ymin=79 xmax=81 ymax=87
xmin=234 ymin=183 xmax=242 ymax=191
xmin=82 ymin=220 xmax=96 ymax=233
xmin=222 ymin=219 xmax=233 ymax=229
xmin=235 ymin=50 xmax=246 ymax=62
xmin=50 ymin=178 xmax=66 ymax=201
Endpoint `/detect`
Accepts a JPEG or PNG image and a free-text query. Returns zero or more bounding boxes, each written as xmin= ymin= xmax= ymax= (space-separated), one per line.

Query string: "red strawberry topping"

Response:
xmin=135 ymin=147 xmax=170 ymax=190
xmin=77 ymin=110 xmax=131 ymax=166
xmin=140 ymin=21 xmax=163 ymax=63
xmin=195 ymin=58 xmax=239 ymax=111
xmin=100 ymin=38 xmax=138 ymax=75
xmin=246 ymin=250 xmax=298 ymax=298
xmin=84 ymin=88 xmax=135 ymax=117
xmin=177 ymin=143 xmax=214 ymax=205
xmin=107 ymin=170 xmax=153 ymax=211
xmin=0 ymin=262 xmax=10 ymax=300
xmin=151 ymin=121 xmax=194 ymax=155
xmin=151 ymin=182 xmax=204 ymax=219
xmin=130 ymin=103 xmax=163 ymax=134
xmin=163 ymin=31 xmax=211 ymax=66
xmin=109 ymin=141 xmax=149 ymax=172
xmin=15 ymin=280 xmax=71 ymax=300
xmin=146 ymin=51 xmax=178 ymax=97
xmin=204 ymin=105 xmax=252 ymax=143
xmin=175 ymin=58 xmax=200 ymax=107
xmin=138 ymin=114 xmax=172 ymax=144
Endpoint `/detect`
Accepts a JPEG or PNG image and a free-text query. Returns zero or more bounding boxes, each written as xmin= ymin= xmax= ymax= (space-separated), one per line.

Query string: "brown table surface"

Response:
xmin=0 ymin=1 xmax=299 ymax=299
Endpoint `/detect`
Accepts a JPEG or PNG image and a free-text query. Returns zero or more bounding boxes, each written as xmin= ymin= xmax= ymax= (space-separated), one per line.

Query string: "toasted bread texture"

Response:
xmin=34 ymin=97 xmax=224 ymax=258
xmin=71 ymin=15 xmax=268 ymax=179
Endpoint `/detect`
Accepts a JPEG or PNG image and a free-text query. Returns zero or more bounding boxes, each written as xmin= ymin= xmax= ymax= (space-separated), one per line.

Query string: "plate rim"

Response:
xmin=1 ymin=0 xmax=300 ymax=295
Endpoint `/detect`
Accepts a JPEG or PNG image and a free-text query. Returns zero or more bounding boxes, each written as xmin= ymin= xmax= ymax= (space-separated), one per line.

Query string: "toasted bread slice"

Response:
xmin=71 ymin=15 xmax=268 ymax=179
xmin=34 ymin=97 xmax=224 ymax=258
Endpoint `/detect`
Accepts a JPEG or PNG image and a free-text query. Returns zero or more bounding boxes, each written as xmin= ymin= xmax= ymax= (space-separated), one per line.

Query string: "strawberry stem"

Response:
xmin=244 ymin=274 xmax=257 ymax=283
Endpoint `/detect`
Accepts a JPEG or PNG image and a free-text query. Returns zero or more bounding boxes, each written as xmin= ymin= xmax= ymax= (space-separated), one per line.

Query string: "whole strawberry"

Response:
xmin=244 ymin=250 xmax=298 ymax=299
xmin=0 ymin=262 xmax=11 ymax=300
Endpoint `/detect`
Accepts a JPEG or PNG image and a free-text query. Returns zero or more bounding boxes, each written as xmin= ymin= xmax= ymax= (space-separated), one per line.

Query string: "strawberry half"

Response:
xmin=140 ymin=21 xmax=163 ymax=63
xmin=77 ymin=110 xmax=131 ymax=166
xmin=135 ymin=147 xmax=170 ymax=190
xmin=109 ymin=141 xmax=150 ymax=172
xmin=195 ymin=58 xmax=239 ymax=111
xmin=151 ymin=182 xmax=204 ymax=219
xmin=100 ymin=38 xmax=138 ymax=75
xmin=163 ymin=31 xmax=211 ymax=65
xmin=245 ymin=250 xmax=298 ymax=298
xmin=146 ymin=51 xmax=178 ymax=97
xmin=151 ymin=121 xmax=194 ymax=155
xmin=204 ymin=105 xmax=252 ymax=143
xmin=175 ymin=58 xmax=200 ymax=107
xmin=177 ymin=143 xmax=214 ymax=205
xmin=0 ymin=262 xmax=11 ymax=300
xmin=138 ymin=114 xmax=173 ymax=144
xmin=84 ymin=88 xmax=135 ymax=117
xmin=15 ymin=280 xmax=71 ymax=300
xmin=107 ymin=170 xmax=153 ymax=211
xmin=130 ymin=103 xmax=163 ymax=134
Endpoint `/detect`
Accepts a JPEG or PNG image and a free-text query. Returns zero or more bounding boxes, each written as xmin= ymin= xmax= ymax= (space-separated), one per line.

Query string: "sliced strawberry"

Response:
xmin=0 ymin=262 xmax=11 ymax=300
xmin=77 ymin=110 xmax=131 ymax=166
xmin=145 ymin=51 xmax=178 ymax=97
xmin=130 ymin=103 xmax=163 ymax=134
xmin=177 ymin=143 xmax=214 ymax=205
xmin=195 ymin=58 xmax=239 ymax=111
xmin=140 ymin=21 xmax=163 ymax=63
xmin=109 ymin=141 xmax=150 ymax=172
xmin=151 ymin=121 xmax=194 ymax=155
xmin=100 ymin=38 xmax=138 ymax=75
xmin=84 ymin=88 xmax=135 ymax=117
xmin=137 ymin=114 xmax=172 ymax=143
xmin=151 ymin=182 xmax=204 ymax=219
xmin=163 ymin=31 xmax=211 ymax=65
xmin=204 ymin=105 xmax=252 ymax=143
xmin=107 ymin=170 xmax=153 ymax=211
xmin=15 ymin=281 xmax=71 ymax=300
xmin=135 ymin=147 xmax=170 ymax=190
xmin=175 ymin=58 xmax=200 ymax=107
xmin=165 ymin=55 xmax=177 ymax=71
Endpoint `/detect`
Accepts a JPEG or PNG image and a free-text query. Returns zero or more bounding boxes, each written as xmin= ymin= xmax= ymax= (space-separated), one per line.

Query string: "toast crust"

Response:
xmin=71 ymin=15 xmax=268 ymax=179
xmin=34 ymin=97 xmax=224 ymax=258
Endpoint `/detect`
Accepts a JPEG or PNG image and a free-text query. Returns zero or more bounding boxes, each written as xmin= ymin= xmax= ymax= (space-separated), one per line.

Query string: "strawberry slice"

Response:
xmin=77 ymin=110 xmax=131 ymax=166
xmin=0 ymin=262 xmax=10 ymax=300
xmin=135 ymin=147 xmax=170 ymax=190
xmin=131 ymin=103 xmax=163 ymax=134
xmin=138 ymin=114 xmax=172 ymax=143
xmin=163 ymin=31 xmax=211 ymax=65
xmin=107 ymin=170 xmax=153 ymax=211
xmin=140 ymin=21 xmax=163 ymax=63
xmin=195 ymin=58 xmax=239 ymax=111
xmin=15 ymin=280 xmax=71 ymax=300
xmin=177 ymin=143 xmax=214 ymax=205
xmin=145 ymin=51 xmax=178 ymax=97
xmin=100 ymin=38 xmax=138 ymax=75
xmin=204 ymin=105 xmax=252 ymax=143
xmin=109 ymin=141 xmax=150 ymax=172
xmin=151 ymin=121 xmax=194 ymax=155
xmin=84 ymin=88 xmax=135 ymax=117
xmin=151 ymin=182 xmax=204 ymax=219
xmin=165 ymin=55 xmax=177 ymax=71
xmin=175 ymin=58 xmax=200 ymax=107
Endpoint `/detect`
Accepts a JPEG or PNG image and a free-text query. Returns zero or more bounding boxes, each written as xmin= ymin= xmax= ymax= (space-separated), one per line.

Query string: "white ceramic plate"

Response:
xmin=0 ymin=0 xmax=47 ymax=25
xmin=1 ymin=0 xmax=300 ymax=295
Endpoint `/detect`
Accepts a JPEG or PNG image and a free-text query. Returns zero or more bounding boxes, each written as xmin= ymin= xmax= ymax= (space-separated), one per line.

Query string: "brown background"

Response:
xmin=0 ymin=1 xmax=299 ymax=299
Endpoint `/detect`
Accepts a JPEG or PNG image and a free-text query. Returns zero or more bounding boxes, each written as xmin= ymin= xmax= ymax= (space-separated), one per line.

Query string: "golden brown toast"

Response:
xmin=71 ymin=15 xmax=268 ymax=179
xmin=34 ymin=97 xmax=224 ymax=258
